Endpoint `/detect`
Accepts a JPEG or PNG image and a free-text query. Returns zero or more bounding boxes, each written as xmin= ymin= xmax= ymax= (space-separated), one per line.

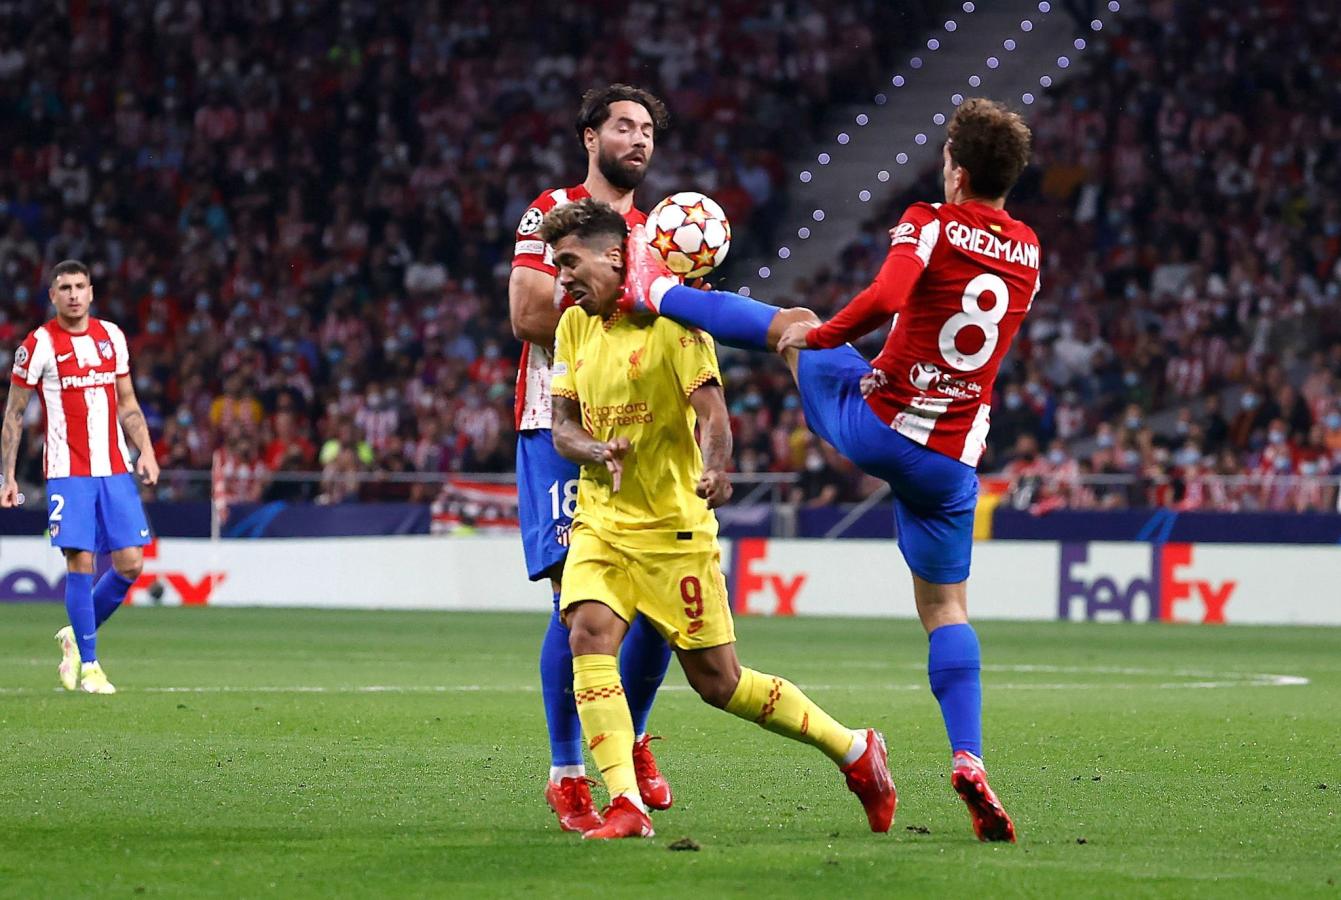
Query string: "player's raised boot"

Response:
xmin=78 ymin=661 xmax=116 ymax=695
xmin=951 ymin=751 xmax=1016 ymax=843
xmin=840 ymin=728 xmax=897 ymax=833
xmin=54 ymin=626 xmax=81 ymax=691
xmin=632 ymin=734 xmax=674 ymax=810
xmin=618 ymin=230 xmax=678 ymax=316
xmin=544 ymin=776 xmax=604 ymax=834
xmin=581 ymin=796 xmax=655 ymax=840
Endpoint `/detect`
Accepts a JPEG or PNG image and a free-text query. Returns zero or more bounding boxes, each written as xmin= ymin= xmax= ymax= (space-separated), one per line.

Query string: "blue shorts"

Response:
xmin=797 ymin=346 xmax=979 ymax=584
xmin=516 ymin=429 xmax=581 ymax=582
xmin=46 ymin=474 xmax=152 ymax=554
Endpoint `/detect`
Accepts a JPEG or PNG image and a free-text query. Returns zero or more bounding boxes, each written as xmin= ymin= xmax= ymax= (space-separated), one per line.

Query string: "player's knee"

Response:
xmin=566 ymin=606 xmax=619 ymax=656
xmin=115 ymin=556 xmax=144 ymax=581
xmin=765 ymin=306 xmax=821 ymax=348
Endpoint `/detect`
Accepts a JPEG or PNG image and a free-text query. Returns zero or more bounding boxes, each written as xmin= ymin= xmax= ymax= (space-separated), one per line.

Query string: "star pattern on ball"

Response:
xmin=650 ymin=226 xmax=678 ymax=258
xmin=690 ymin=244 xmax=718 ymax=271
xmin=683 ymin=201 xmax=711 ymax=226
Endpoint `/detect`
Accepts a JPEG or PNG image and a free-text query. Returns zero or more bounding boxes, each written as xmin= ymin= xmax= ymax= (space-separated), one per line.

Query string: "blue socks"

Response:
xmin=928 ymin=623 xmax=983 ymax=758
xmin=64 ymin=572 xmax=96 ymax=663
xmin=540 ymin=592 xmax=583 ymax=768
xmin=660 ymin=285 xmax=779 ymax=351
xmin=93 ymin=571 xmax=135 ymax=629
xmin=620 ymin=614 xmax=672 ymax=736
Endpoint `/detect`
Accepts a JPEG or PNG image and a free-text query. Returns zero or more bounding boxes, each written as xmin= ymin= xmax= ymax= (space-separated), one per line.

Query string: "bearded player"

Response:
xmin=622 ymin=98 xmax=1036 ymax=842
xmin=508 ymin=84 xmax=675 ymax=832
xmin=1 ymin=260 xmax=159 ymax=695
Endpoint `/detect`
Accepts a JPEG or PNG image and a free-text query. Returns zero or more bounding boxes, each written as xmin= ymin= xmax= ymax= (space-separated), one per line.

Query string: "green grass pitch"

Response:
xmin=1 ymin=604 xmax=1337 ymax=897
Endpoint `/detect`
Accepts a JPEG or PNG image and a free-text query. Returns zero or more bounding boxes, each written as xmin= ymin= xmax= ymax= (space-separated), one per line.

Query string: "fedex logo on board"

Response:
xmin=1058 ymin=543 xmax=1236 ymax=624
xmin=732 ymin=538 xmax=806 ymax=616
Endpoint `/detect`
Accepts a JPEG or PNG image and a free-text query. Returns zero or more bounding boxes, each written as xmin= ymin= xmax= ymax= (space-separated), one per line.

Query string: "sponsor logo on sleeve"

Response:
xmin=890 ymin=221 xmax=917 ymax=247
xmin=515 ymin=239 xmax=545 ymax=257
xmin=552 ymin=361 xmax=568 ymax=377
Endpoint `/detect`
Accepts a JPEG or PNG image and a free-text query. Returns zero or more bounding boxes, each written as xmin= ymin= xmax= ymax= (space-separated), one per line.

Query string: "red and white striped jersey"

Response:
xmin=511 ymin=183 xmax=647 ymax=431
xmin=809 ymin=200 xmax=1042 ymax=467
xmin=10 ymin=318 xmax=133 ymax=479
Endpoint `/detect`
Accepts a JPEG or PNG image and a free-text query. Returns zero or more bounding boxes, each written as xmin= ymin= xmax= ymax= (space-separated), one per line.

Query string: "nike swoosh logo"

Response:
xmin=140 ymin=529 xmax=150 ymax=537
xmin=57 ymin=353 xmax=74 ymax=362
xmin=81 ymin=633 xmax=95 ymax=641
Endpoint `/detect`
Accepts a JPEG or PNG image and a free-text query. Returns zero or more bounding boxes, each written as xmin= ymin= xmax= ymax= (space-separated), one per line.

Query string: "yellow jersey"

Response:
xmin=551 ymin=307 xmax=722 ymax=548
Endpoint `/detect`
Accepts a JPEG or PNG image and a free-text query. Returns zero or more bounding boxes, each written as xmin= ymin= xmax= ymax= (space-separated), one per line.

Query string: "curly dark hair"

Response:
xmin=946 ymin=98 xmax=1032 ymax=199
xmin=537 ymin=197 xmax=629 ymax=249
xmin=574 ymin=83 xmax=670 ymax=142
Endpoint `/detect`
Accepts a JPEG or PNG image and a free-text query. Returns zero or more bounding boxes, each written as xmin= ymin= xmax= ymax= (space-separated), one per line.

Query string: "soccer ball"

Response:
xmin=645 ymin=191 xmax=731 ymax=280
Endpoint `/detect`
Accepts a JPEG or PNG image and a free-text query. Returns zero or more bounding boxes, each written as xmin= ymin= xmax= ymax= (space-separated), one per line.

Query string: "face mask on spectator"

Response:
xmin=1268 ymin=430 xmax=1286 ymax=445
xmin=176 ymin=410 xmax=193 ymax=427
xmin=339 ymin=378 xmax=355 ymax=393
xmin=1241 ymin=393 xmax=1258 ymax=410
xmin=1097 ymin=434 xmax=1115 ymax=451
xmin=195 ymin=293 xmax=211 ymax=310
xmin=1004 ymin=392 xmax=1022 ymax=410
xmin=1300 ymin=461 xmax=1318 ymax=476
xmin=1122 ymin=449 xmax=1141 ymax=468
xmin=1176 ymin=446 xmax=1200 ymax=467
xmin=1124 ymin=415 xmax=1142 ymax=430
xmin=1123 ymin=371 xmax=1139 ymax=387
xmin=1273 ymin=453 xmax=1291 ymax=471
xmin=1326 ymin=413 xmax=1341 ymax=430
xmin=805 ymin=451 xmax=824 ymax=472
xmin=1047 ymin=448 xmax=1066 ymax=465
xmin=483 ymin=345 xmax=500 ymax=361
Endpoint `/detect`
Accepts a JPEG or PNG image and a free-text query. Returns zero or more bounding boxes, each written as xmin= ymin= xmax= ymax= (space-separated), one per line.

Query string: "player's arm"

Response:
xmin=0 ymin=383 xmax=32 ymax=507
xmin=115 ymin=375 xmax=160 ymax=486
xmin=552 ymin=394 xmax=629 ymax=491
xmin=689 ymin=381 xmax=732 ymax=509
xmin=778 ymin=204 xmax=937 ymax=351
xmin=508 ymin=266 xmax=562 ymax=347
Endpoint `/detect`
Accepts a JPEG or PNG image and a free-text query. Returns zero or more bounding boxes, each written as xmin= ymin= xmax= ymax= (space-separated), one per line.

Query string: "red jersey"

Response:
xmin=808 ymin=201 xmax=1041 ymax=467
xmin=511 ymin=184 xmax=647 ymax=430
xmin=11 ymin=318 xmax=134 ymax=479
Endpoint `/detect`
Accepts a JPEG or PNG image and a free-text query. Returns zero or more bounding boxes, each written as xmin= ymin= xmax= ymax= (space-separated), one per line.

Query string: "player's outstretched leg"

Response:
xmin=539 ymin=590 xmax=602 ymax=833
xmin=620 ymin=615 xmax=674 ymax=810
xmin=679 ymin=645 xmax=896 ymax=833
xmin=620 ymin=237 xmax=782 ymax=351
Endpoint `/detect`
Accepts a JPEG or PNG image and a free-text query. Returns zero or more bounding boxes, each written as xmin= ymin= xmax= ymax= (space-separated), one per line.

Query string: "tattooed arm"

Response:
xmin=115 ymin=375 xmax=160 ymax=486
xmin=688 ymin=381 xmax=732 ymax=509
xmin=0 ymin=384 xmax=32 ymax=506
xmin=552 ymin=393 xmax=629 ymax=491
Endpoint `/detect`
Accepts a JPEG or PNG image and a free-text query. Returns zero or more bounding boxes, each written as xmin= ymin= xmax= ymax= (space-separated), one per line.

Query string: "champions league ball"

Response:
xmin=645 ymin=191 xmax=732 ymax=280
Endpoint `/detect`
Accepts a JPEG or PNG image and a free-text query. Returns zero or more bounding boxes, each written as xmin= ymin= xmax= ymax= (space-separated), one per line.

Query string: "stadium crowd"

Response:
xmin=0 ymin=0 xmax=943 ymax=506
xmin=748 ymin=1 xmax=1341 ymax=511
xmin=0 ymin=2 xmax=1337 ymax=512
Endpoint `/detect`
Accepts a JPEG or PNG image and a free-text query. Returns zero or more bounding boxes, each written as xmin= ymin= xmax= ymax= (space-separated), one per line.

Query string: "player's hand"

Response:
xmin=775 ymin=321 xmax=816 ymax=352
xmin=0 ymin=481 xmax=21 ymax=508
xmin=688 ymin=278 xmax=713 ymax=291
xmin=696 ymin=468 xmax=732 ymax=509
xmin=597 ymin=437 xmax=631 ymax=492
xmin=860 ymin=368 xmax=889 ymax=398
xmin=136 ymin=452 xmax=160 ymax=486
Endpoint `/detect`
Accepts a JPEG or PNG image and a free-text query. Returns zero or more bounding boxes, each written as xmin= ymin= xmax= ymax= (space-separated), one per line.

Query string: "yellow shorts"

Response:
xmin=560 ymin=524 xmax=735 ymax=651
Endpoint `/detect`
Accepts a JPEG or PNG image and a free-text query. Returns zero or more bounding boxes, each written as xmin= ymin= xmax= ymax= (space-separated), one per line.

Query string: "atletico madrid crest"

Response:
xmin=98 ymin=340 xmax=113 ymax=359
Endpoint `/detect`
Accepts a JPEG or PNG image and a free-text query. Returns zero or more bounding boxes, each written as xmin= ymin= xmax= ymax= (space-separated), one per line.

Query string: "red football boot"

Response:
xmin=951 ymin=752 xmax=1017 ymax=843
xmin=618 ymin=227 xmax=680 ymax=316
xmin=581 ymin=796 xmax=655 ymax=840
xmin=840 ymin=728 xmax=897 ymax=833
xmin=544 ymin=776 xmax=604 ymax=834
xmin=632 ymin=734 xmax=674 ymax=811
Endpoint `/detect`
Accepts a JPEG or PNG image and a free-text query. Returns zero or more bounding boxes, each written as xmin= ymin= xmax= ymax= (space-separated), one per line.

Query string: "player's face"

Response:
xmin=552 ymin=234 xmax=624 ymax=318
xmin=591 ymin=101 xmax=655 ymax=191
xmin=49 ymin=273 xmax=93 ymax=322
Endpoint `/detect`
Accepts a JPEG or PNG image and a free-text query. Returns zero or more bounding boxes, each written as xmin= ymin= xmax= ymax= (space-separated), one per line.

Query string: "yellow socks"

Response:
xmin=725 ymin=667 xmax=857 ymax=764
xmin=572 ymin=654 xmax=639 ymax=802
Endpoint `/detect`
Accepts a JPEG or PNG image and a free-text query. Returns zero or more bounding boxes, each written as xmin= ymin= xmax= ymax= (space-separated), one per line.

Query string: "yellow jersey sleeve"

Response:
xmin=659 ymin=320 xmax=722 ymax=399
xmin=551 ymin=307 xmax=579 ymax=402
